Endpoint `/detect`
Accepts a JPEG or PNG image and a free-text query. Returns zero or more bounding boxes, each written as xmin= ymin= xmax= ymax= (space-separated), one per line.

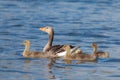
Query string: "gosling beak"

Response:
xmin=39 ymin=27 xmax=46 ymax=31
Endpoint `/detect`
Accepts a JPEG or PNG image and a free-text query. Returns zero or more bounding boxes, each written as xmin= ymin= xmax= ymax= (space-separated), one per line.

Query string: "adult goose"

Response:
xmin=39 ymin=26 xmax=75 ymax=57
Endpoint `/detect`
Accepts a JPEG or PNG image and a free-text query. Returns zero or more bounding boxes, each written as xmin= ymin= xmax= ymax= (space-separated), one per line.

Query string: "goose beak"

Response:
xmin=39 ymin=27 xmax=46 ymax=31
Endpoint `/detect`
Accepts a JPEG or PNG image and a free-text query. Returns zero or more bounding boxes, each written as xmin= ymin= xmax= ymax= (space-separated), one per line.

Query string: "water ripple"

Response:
xmin=0 ymin=69 xmax=33 ymax=74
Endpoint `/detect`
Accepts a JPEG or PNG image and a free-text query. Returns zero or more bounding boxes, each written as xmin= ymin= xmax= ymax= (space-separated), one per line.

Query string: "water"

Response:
xmin=0 ymin=0 xmax=120 ymax=79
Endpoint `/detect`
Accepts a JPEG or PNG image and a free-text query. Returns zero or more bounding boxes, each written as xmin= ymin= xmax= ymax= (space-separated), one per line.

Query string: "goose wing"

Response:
xmin=47 ymin=45 xmax=75 ymax=56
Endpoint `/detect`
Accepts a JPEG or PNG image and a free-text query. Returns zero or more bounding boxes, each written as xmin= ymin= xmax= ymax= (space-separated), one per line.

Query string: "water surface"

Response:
xmin=0 ymin=0 xmax=120 ymax=80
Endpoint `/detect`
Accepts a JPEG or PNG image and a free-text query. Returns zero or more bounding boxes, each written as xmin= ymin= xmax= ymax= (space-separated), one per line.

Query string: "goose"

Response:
xmin=62 ymin=44 xmax=98 ymax=61
xmin=92 ymin=43 xmax=109 ymax=58
xmin=39 ymin=26 xmax=75 ymax=57
xmin=22 ymin=40 xmax=57 ymax=58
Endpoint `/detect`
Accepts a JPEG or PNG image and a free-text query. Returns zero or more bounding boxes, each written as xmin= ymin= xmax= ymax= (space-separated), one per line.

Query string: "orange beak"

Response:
xmin=39 ymin=27 xmax=46 ymax=31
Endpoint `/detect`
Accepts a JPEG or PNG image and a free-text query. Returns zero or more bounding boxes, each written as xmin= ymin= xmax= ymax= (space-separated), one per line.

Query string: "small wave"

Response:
xmin=109 ymin=75 xmax=120 ymax=77
xmin=105 ymin=58 xmax=120 ymax=62
xmin=0 ymin=69 xmax=33 ymax=74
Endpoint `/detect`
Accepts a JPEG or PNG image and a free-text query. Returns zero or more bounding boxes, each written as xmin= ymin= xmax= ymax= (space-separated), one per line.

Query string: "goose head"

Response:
xmin=62 ymin=44 xmax=71 ymax=51
xmin=22 ymin=40 xmax=30 ymax=46
xmin=39 ymin=26 xmax=53 ymax=35
xmin=92 ymin=42 xmax=97 ymax=48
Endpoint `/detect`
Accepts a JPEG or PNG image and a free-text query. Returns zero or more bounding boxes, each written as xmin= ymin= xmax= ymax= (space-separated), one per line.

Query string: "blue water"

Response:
xmin=0 ymin=0 xmax=120 ymax=80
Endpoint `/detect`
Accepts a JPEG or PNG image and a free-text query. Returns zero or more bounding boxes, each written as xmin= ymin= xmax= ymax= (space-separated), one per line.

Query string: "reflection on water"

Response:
xmin=0 ymin=0 xmax=120 ymax=79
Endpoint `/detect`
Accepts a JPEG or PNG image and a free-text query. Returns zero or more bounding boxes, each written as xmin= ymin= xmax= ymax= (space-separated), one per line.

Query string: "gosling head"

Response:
xmin=75 ymin=49 xmax=82 ymax=53
xmin=62 ymin=44 xmax=71 ymax=50
xmin=39 ymin=26 xmax=53 ymax=34
xmin=92 ymin=42 xmax=97 ymax=48
xmin=22 ymin=40 xmax=30 ymax=46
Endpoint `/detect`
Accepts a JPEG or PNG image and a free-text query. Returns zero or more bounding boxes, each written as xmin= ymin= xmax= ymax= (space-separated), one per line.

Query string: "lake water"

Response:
xmin=0 ymin=0 xmax=120 ymax=80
